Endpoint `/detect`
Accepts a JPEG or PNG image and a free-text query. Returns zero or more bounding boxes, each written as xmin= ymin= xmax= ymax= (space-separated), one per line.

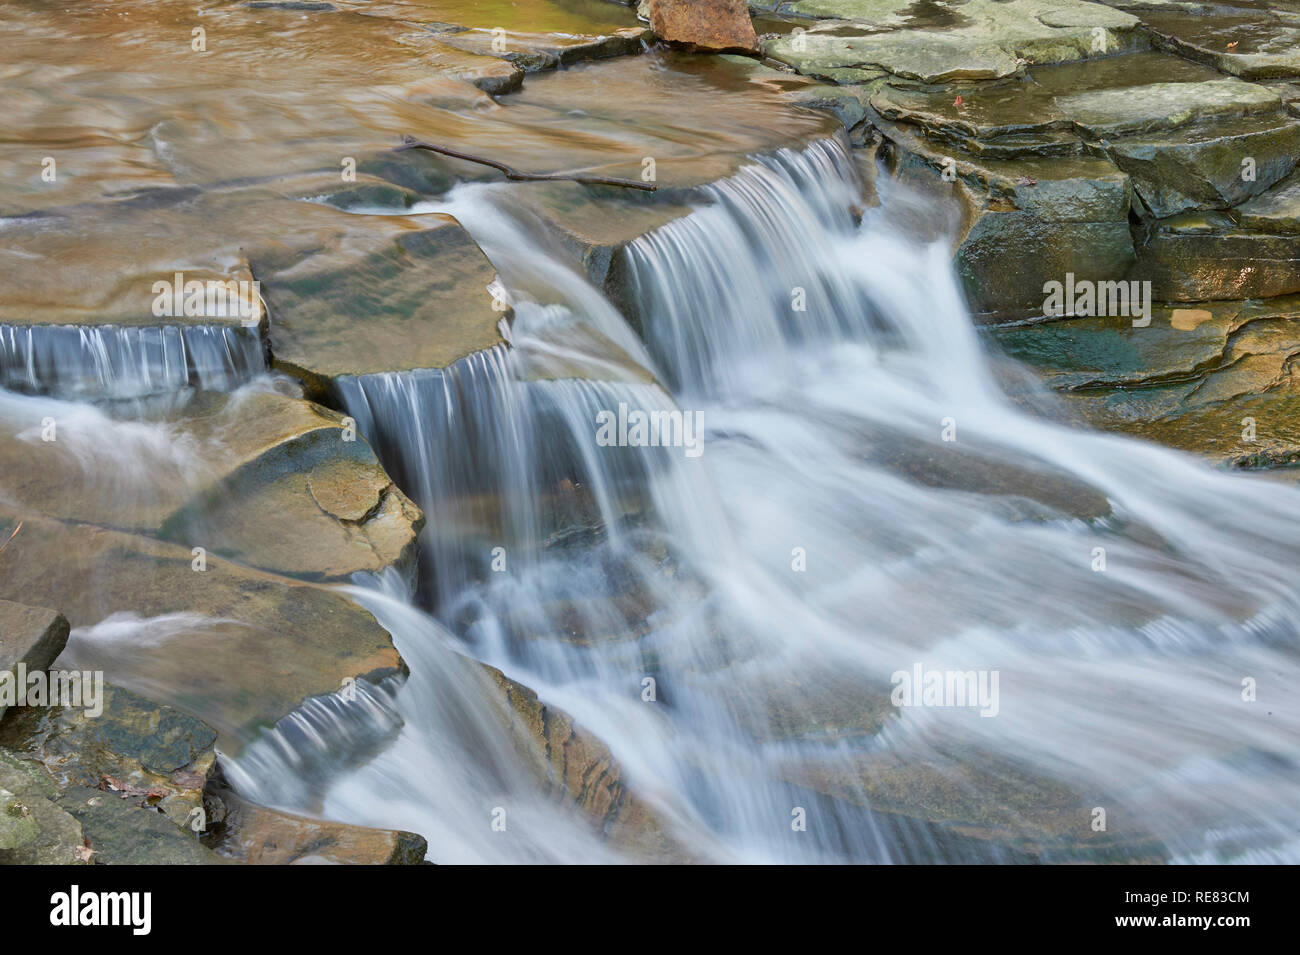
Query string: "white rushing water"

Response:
xmin=227 ymin=136 xmax=1300 ymax=863
xmin=0 ymin=323 xmax=264 ymax=399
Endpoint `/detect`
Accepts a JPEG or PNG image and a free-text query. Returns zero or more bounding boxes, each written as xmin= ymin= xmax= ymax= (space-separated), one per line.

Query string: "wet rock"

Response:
xmin=766 ymin=25 xmax=1022 ymax=83
xmin=0 ymin=600 xmax=70 ymax=723
xmin=0 ymin=750 xmax=86 ymax=864
xmin=258 ymin=214 xmax=507 ymax=388
xmin=995 ymin=297 xmax=1300 ymax=466
xmin=779 ymin=747 xmax=1165 ymax=861
xmin=502 ymin=181 xmax=694 ymax=290
xmin=0 ymin=388 xmax=422 ymax=583
xmin=960 ymin=214 xmax=1136 ymax=319
xmin=1235 ymin=169 xmax=1300 ymax=234
xmin=1127 ymin=4 xmax=1300 ymax=80
xmin=649 ymin=0 xmax=759 ymax=54
xmin=715 ymin=53 xmax=878 ymax=130
xmin=485 ymin=665 xmax=696 ymax=861
xmin=880 ymin=127 xmax=1135 ymax=317
xmin=870 ymin=79 xmax=1070 ymax=146
xmin=0 ymin=512 xmax=405 ymax=754
xmin=206 ymin=782 xmax=427 ymax=864
xmin=1103 ymin=116 xmax=1300 ymax=218
xmin=1056 ymin=77 xmax=1283 ymax=137
xmin=763 ymin=0 xmax=1144 ymax=83
xmin=55 ymin=785 xmax=226 ymax=864
xmin=435 ymin=26 xmax=649 ymax=71
xmin=1128 ymin=216 xmax=1300 ymax=301
xmin=158 ymin=392 xmax=423 ymax=582
xmin=0 ymin=683 xmax=220 ymax=831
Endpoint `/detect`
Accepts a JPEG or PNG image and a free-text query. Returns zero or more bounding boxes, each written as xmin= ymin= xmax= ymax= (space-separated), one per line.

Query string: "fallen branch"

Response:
xmin=398 ymin=136 xmax=657 ymax=191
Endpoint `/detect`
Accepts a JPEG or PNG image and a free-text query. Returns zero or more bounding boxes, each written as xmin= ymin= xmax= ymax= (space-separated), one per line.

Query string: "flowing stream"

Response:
xmin=225 ymin=136 xmax=1300 ymax=863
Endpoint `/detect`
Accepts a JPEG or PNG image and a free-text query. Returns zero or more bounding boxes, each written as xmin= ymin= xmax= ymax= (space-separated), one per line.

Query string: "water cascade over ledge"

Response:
xmin=220 ymin=136 xmax=1300 ymax=864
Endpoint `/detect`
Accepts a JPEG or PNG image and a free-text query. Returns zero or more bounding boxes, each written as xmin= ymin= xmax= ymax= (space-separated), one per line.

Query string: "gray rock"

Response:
xmin=0 ymin=750 xmax=86 ymax=864
xmin=1056 ymin=78 xmax=1283 ymax=137
xmin=56 ymin=785 xmax=226 ymax=865
xmin=1235 ymin=170 xmax=1300 ymax=234
xmin=0 ymin=600 xmax=70 ymax=722
xmin=1104 ymin=116 xmax=1300 ymax=217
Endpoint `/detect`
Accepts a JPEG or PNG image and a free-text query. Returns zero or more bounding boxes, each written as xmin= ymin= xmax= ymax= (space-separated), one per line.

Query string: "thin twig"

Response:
xmin=0 ymin=521 xmax=22 ymax=556
xmin=398 ymin=136 xmax=657 ymax=191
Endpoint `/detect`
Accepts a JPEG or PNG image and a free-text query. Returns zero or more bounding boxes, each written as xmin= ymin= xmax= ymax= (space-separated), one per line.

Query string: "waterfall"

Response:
xmin=228 ymin=136 xmax=1300 ymax=863
xmin=0 ymin=323 xmax=265 ymax=398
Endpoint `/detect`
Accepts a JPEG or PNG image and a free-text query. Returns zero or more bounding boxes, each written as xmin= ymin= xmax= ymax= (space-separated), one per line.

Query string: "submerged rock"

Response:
xmin=1121 ymin=2 xmax=1300 ymax=80
xmin=649 ymin=0 xmax=759 ymax=53
xmin=435 ymin=25 xmax=648 ymax=71
xmin=779 ymin=746 xmax=1166 ymax=861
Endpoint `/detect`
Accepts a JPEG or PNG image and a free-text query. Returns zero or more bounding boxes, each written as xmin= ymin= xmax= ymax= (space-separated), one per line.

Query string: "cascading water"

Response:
xmin=0 ymin=323 xmax=265 ymax=399
xmin=230 ymin=134 xmax=1300 ymax=864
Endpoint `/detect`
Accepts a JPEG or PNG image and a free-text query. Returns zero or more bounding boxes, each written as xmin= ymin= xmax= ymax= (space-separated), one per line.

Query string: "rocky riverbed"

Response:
xmin=2 ymin=0 xmax=1298 ymax=864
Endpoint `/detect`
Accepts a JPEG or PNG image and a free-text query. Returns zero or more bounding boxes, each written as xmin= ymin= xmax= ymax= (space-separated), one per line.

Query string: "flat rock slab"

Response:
xmin=435 ymin=26 xmax=648 ymax=70
xmin=1055 ymin=77 xmax=1283 ymax=137
xmin=0 ymin=513 xmax=405 ymax=753
xmin=1133 ymin=6 xmax=1300 ymax=80
xmin=257 ymin=211 xmax=506 ymax=384
xmin=766 ymin=26 xmax=1023 ymax=82
xmin=764 ymin=0 xmax=1144 ymax=82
